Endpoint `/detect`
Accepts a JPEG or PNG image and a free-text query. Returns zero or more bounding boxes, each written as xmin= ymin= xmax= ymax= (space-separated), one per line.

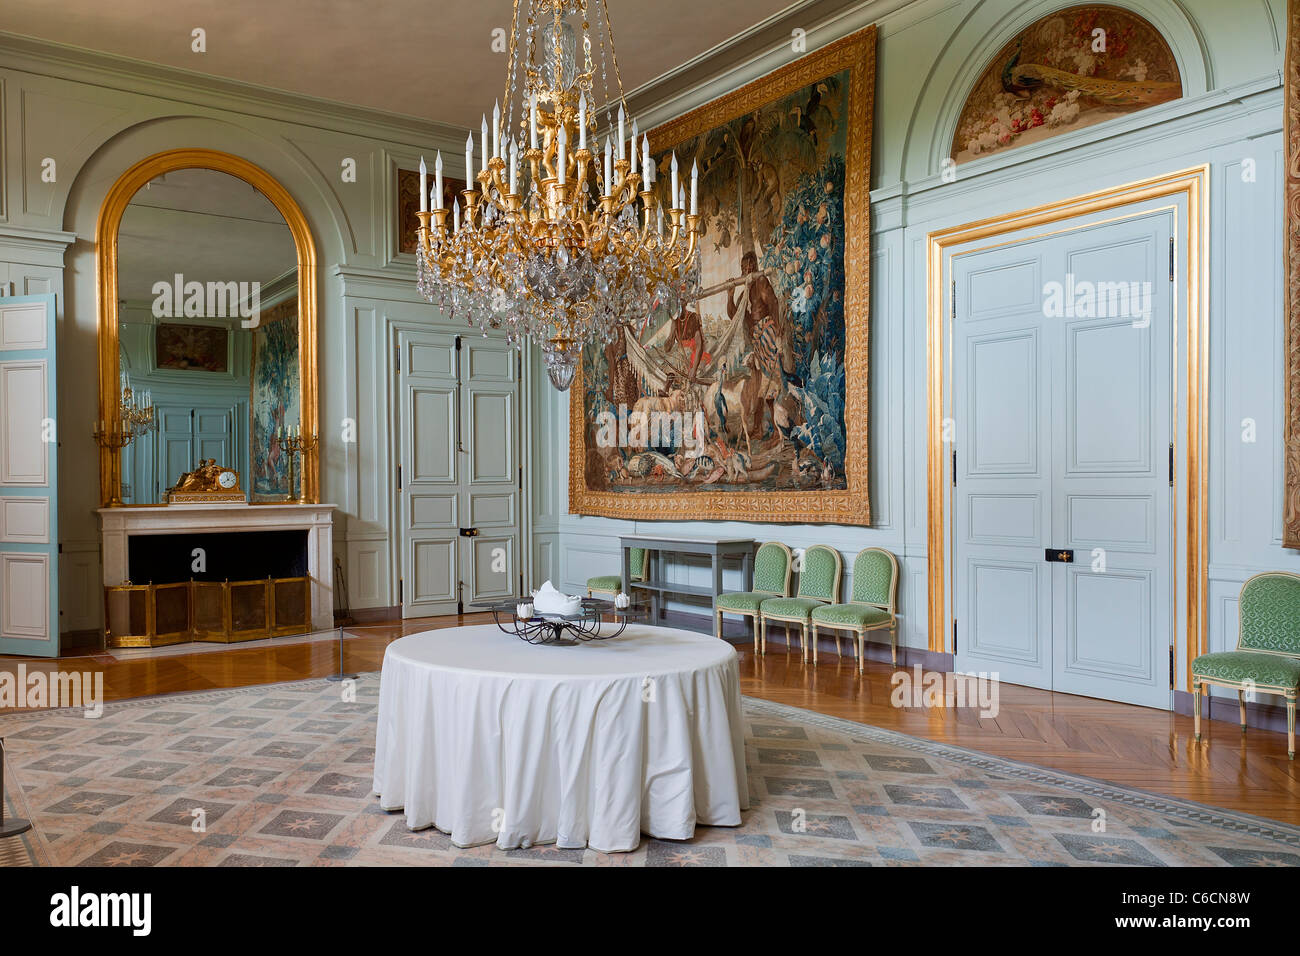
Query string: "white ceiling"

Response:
xmin=117 ymin=168 xmax=296 ymax=303
xmin=4 ymin=0 xmax=801 ymax=128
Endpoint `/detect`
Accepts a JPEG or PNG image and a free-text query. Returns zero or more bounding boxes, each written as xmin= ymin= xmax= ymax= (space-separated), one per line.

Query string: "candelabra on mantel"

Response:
xmin=93 ymin=372 xmax=156 ymax=507
xmin=280 ymin=426 xmax=317 ymax=504
xmin=413 ymin=0 xmax=703 ymax=391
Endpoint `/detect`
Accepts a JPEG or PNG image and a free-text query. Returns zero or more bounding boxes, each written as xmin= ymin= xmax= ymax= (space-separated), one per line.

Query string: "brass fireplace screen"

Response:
xmin=105 ymin=577 xmax=311 ymax=648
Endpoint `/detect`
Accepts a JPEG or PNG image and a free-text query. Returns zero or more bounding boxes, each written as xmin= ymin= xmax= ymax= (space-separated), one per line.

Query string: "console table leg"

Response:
xmin=711 ymin=555 xmax=723 ymax=640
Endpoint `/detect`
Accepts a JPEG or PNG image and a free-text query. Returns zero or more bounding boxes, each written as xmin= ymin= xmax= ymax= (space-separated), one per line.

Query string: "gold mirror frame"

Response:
xmin=95 ymin=148 xmax=319 ymax=506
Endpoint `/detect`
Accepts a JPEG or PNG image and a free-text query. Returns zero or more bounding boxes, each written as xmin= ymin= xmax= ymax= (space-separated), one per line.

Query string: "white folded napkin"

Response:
xmin=531 ymin=580 xmax=584 ymax=616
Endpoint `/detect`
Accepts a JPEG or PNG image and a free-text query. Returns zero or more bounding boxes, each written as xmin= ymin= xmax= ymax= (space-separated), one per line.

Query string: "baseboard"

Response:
xmin=1172 ymin=689 xmax=1293 ymax=736
xmin=345 ymin=606 xmax=400 ymax=624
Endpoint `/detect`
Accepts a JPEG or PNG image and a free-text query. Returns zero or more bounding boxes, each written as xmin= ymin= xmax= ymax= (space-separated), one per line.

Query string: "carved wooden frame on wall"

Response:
xmin=1283 ymin=0 xmax=1300 ymax=549
xmin=568 ymin=25 xmax=876 ymax=525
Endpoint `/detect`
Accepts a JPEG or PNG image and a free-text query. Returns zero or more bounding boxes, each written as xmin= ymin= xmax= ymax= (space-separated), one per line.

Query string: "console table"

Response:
xmin=619 ymin=534 xmax=756 ymax=634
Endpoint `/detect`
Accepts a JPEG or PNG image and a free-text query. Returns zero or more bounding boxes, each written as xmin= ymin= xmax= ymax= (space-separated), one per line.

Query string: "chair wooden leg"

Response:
xmin=803 ymin=622 xmax=811 ymax=663
xmin=759 ymin=615 xmax=767 ymax=656
xmin=811 ymin=624 xmax=818 ymax=664
xmin=857 ymin=630 xmax=864 ymax=675
xmin=1238 ymin=689 xmax=1247 ymax=733
xmin=833 ymin=630 xmax=840 ymax=658
xmin=1193 ymin=681 xmax=1202 ymax=742
xmin=715 ymin=609 xmax=722 ymax=641
xmin=890 ymin=624 xmax=898 ymax=667
xmin=1289 ymin=696 xmax=1296 ymax=760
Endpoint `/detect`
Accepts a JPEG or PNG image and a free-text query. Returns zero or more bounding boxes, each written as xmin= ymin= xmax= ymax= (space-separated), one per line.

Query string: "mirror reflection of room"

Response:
xmin=115 ymin=168 xmax=298 ymax=504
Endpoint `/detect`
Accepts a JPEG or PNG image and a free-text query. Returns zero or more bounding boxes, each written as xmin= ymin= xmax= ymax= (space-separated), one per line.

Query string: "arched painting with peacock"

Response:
xmin=952 ymin=5 xmax=1181 ymax=164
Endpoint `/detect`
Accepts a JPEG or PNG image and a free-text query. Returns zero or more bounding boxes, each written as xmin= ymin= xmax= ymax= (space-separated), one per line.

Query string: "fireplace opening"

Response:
xmin=128 ymin=530 xmax=309 ymax=584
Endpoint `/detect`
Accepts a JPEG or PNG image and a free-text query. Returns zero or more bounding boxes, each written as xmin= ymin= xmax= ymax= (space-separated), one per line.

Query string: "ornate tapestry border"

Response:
xmin=1283 ymin=0 xmax=1300 ymax=548
xmin=568 ymin=25 xmax=877 ymax=526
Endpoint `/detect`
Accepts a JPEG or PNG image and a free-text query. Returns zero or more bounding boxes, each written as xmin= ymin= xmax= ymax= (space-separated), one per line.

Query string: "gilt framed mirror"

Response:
xmin=95 ymin=148 xmax=319 ymax=506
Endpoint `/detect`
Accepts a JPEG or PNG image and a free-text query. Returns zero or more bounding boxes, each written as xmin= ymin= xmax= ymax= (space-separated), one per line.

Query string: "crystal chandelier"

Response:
xmin=415 ymin=0 xmax=702 ymax=390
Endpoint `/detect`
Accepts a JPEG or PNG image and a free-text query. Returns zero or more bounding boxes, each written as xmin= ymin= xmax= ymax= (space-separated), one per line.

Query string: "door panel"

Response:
xmin=0 ymin=294 xmax=58 ymax=657
xmin=399 ymin=331 xmax=521 ymax=616
xmin=952 ymin=212 xmax=1174 ymax=709
xmin=400 ymin=333 xmax=460 ymax=617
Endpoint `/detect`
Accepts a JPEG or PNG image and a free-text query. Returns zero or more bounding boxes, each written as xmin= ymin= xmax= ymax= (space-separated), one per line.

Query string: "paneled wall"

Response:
xmin=0 ymin=34 xmax=477 ymax=628
xmin=541 ymin=0 xmax=1293 ymax=694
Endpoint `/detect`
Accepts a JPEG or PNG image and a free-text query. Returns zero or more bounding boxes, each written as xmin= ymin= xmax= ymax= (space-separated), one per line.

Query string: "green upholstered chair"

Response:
xmin=1192 ymin=571 xmax=1300 ymax=759
xmin=810 ymin=548 xmax=900 ymax=670
xmin=714 ymin=542 xmax=793 ymax=648
xmin=587 ymin=547 xmax=647 ymax=598
xmin=759 ymin=545 xmax=842 ymax=661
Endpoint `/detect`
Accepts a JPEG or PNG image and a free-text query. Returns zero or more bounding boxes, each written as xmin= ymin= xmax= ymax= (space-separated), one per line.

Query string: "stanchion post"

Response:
xmin=0 ymin=737 xmax=33 ymax=839
xmin=325 ymin=625 xmax=358 ymax=683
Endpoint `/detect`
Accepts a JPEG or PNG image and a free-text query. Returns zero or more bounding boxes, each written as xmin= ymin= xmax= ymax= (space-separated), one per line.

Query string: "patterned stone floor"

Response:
xmin=1 ymin=673 xmax=1297 ymax=866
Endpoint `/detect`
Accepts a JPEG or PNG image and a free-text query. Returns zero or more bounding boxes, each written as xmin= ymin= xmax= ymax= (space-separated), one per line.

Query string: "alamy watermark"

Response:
xmin=1042 ymin=273 xmax=1152 ymax=327
xmin=152 ymin=273 xmax=261 ymax=329
xmin=890 ymin=664 xmax=1000 ymax=718
xmin=0 ymin=665 xmax=104 ymax=718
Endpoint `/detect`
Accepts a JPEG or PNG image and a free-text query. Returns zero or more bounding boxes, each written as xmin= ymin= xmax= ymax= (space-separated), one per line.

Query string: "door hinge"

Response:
xmin=394 ymin=343 xmax=400 ymax=373
xmin=518 ymin=465 xmax=523 ymax=490
xmin=1168 ymin=443 xmax=1174 ymax=486
xmin=952 ymin=618 xmax=958 ymax=651
xmin=1169 ymin=645 xmax=1175 ymax=688
xmin=519 ymin=572 xmax=524 ymax=596
xmin=457 ymin=579 xmax=464 ymax=615
xmin=398 ymin=577 xmax=403 ymax=604
xmin=950 ymin=279 xmax=956 ymax=320
xmin=57 ymin=542 xmax=62 ymax=554
xmin=516 ymin=351 xmax=522 ymax=380
xmin=951 ymin=448 xmax=957 ymax=487
xmin=396 ymin=464 xmax=402 ymax=493
xmin=1168 ymin=236 xmax=1175 ymax=282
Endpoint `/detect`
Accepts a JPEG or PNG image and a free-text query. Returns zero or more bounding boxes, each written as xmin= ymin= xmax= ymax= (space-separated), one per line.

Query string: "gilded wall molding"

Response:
xmin=1283 ymin=0 xmax=1300 ymax=549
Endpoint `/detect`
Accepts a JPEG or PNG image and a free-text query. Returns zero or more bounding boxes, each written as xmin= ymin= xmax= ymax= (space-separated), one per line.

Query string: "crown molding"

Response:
xmin=622 ymin=0 xmax=917 ymax=128
xmin=0 ymin=31 xmax=471 ymax=151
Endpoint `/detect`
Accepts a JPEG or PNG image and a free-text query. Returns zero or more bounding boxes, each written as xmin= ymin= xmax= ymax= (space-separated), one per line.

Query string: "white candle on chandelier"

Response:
xmin=529 ymin=92 xmax=538 ymax=149
xmin=508 ymin=139 xmax=518 ymax=194
xmin=603 ymin=138 xmax=612 ymax=194
xmin=481 ymin=115 xmax=489 ymax=175
xmin=617 ymin=105 xmax=626 ymax=161
xmin=453 ymin=197 xmax=460 ymax=233
xmin=678 ymin=184 xmax=686 ymax=212
xmin=434 ymin=152 xmax=444 ymax=209
xmin=630 ymin=119 xmax=638 ymax=176
xmin=419 ymin=156 xmax=428 ymax=213
xmin=670 ymin=152 xmax=679 ymax=207
xmin=643 ymin=135 xmax=652 ymax=184
xmin=656 ymin=205 xmax=664 ymax=237
xmin=492 ymin=100 xmax=501 ymax=160
xmin=465 ymin=134 xmax=474 ymax=186
xmin=577 ymin=92 xmax=587 ymax=150
xmin=556 ymin=123 xmax=567 ymax=185
xmin=690 ymin=159 xmax=698 ymax=216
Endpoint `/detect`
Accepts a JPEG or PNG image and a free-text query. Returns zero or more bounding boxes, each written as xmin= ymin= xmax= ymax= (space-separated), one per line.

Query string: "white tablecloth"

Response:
xmin=372 ymin=623 xmax=748 ymax=853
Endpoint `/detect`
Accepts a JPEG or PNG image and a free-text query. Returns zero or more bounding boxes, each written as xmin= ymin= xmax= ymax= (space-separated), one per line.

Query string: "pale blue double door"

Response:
xmin=951 ymin=211 xmax=1174 ymax=709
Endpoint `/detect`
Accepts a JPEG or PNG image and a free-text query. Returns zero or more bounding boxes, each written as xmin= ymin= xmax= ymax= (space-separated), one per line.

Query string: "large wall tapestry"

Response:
xmin=250 ymin=296 xmax=299 ymax=501
xmin=569 ymin=26 xmax=875 ymax=525
xmin=952 ymin=5 xmax=1181 ymax=163
xmin=1284 ymin=0 xmax=1300 ymax=549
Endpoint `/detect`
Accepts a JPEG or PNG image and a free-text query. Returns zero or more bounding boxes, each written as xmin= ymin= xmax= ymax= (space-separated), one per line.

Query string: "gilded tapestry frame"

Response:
xmin=1283 ymin=0 xmax=1300 ymax=548
xmin=568 ymin=25 xmax=876 ymax=525
xmin=95 ymin=148 xmax=320 ymax=506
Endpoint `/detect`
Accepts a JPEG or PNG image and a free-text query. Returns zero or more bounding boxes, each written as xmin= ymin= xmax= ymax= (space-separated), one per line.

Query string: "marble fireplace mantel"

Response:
xmin=97 ymin=503 xmax=337 ymax=630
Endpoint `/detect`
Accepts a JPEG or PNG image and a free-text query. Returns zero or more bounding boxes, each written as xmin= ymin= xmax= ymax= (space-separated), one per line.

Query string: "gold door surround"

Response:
xmin=925 ymin=166 xmax=1209 ymax=691
xmin=95 ymin=148 xmax=320 ymax=506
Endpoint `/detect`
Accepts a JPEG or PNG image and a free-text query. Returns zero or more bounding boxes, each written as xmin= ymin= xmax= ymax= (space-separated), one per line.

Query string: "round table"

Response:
xmin=372 ymin=623 xmax=748 ymax=853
